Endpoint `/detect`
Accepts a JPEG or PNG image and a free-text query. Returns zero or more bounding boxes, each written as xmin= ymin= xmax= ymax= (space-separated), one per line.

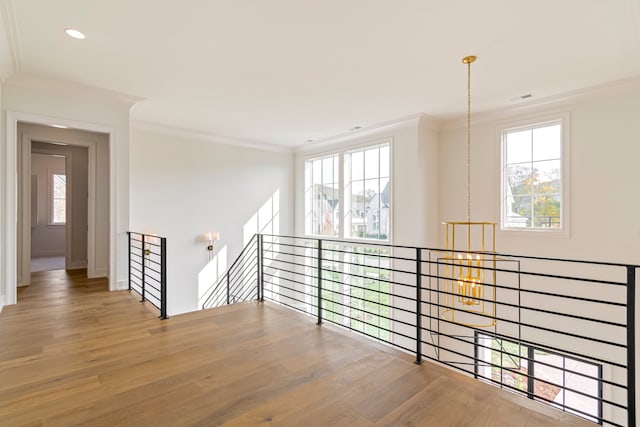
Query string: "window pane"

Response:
xmin=506 ymin=164 xmax=533 ymax=195
xmin=507 ymin=195 xmax=532 ymax=227
xmin=379 ymin=145 xmax=390 ymax=178
xmin=506 ymin=129 xmax=532 ymax=164
xmin=533 ymin=194 xmax=561 ymax=228
xmin=322 ymin=157 xmax=334 ymax=184
xmin=364 ymin=148 xmax=379 ymax=179
xmin=53 ymin=174 xmax=66 ymax=198
xmin=534 ymin=160 xmax=561 ymax=193
xmin=533 ymin=124 xmax=561 ymax=161
xmin=351 ymin=151 xmax=363 ymax=180
xmin=52 ymin=173 xmax=66 ymax=224
xmin=306 ymin=155 xmax=339 ymax=236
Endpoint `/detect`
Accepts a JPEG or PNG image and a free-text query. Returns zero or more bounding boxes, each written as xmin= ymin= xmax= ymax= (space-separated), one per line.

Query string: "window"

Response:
xmin=500 ymin=116 xmax=568 ymax=231
xmin=50 ymin=172 xmax=66 ymax=225
xmin=303 ymin=141 xmax=392 ymax=341
xmin=476 ymin=333 xmax=602 ymax=424
xmin=304 ymin=141 xmax=391 ymax=241
xmin=345 ymin=144 xmax=390 ymax=240
xmin=305 ymin=154 xmax=339 ymax=237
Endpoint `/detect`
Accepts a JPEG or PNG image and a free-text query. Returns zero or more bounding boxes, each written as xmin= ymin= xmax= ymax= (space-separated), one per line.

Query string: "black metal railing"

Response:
xmin=127 ymin=231 xmax=168 ymax=319
xmin=253 ymin=234 xmax=637 ymax=427
xmin=200 ymin=234 xmax=262 ymax=309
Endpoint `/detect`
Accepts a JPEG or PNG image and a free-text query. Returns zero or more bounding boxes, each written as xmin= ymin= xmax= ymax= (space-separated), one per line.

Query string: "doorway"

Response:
xmin=16 ymin=122 xmax=109 ymax=288
xmin=30 ymin=151 xmax=69 ymax=272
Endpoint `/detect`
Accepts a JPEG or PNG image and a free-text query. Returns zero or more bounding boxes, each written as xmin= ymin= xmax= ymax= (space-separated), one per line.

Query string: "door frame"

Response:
xmin=3 ymin=110 xmax=115 ymax=306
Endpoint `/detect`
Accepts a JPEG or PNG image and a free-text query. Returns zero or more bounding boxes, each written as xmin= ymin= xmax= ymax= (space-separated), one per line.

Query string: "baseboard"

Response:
xmin=31 ymin=251 xmax=65 ymax=258
xmin=115 ymin=280 xmax=128 ymax=291
xmin=88 ymin=267 xmax=109 ymax=278
xmin=67 ymin=260 xmax=88 ymax=270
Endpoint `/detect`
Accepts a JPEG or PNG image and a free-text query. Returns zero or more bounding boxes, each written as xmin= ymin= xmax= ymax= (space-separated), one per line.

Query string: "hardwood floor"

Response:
xmin=0 ymin=270 xmax=594 ymax=427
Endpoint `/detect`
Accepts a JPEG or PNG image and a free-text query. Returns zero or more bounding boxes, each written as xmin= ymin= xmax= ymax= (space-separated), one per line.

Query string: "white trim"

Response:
xmin=441 ymin=75 xmax=640 ymax=131
xmin=3 ymin=110 xmax=116 ymax=308
xmin=115 ymin=279 xmax=128 ymax=291
xmin=4 ymin=75 xmax=143 ymax=108
xmin=497 ymin=112 xmax=571 ymax=237
xmin=67 ymin=260 xmax=87 ymax=270
xmin=131 ymin=120 xmax=293 ymax=154
xmin=296 ymin=113 xmax=434 ymax=154
xmin=0 ymin=0 xmax=20 ymax=78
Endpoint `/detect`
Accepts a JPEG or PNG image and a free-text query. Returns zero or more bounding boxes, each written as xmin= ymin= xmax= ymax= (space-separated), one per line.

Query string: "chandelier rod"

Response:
xmin=463 ymin=55 xmax=476 ymax=224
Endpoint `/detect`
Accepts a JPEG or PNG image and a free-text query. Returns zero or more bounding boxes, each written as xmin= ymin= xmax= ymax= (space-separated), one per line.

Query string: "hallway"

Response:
xmin=0 ymin=270 xmax=593 ymax=426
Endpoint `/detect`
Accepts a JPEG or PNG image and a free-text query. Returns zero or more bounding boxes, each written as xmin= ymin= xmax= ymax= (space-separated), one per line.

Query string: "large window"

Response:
xmin=305 ymin=154 xmax=339 ymax=237
xmin=49 ymin=172 xmax=66 ymax=225
xmin=476 ymin=333 xmax=601 ymax=423
xmin=500 ymin=116 xmax=568 ymax=232
xmin=345 ymin=144 xmax=390 ymax=240
xmin=305 ymin=141 xmax=391 ymax=241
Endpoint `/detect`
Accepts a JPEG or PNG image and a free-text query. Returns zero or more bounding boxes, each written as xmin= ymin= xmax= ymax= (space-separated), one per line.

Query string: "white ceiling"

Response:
xmin=3 ymin=0 xmax=640 ymax=147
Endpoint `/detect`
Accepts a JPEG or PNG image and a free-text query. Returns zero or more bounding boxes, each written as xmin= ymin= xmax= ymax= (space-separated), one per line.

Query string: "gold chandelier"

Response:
xmin=441 ymin=55 xmax=497 ymax=328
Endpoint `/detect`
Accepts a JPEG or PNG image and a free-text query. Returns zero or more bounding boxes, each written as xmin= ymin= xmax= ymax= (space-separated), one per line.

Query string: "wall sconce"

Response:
xmin=205 ymin=231 xmax=220 ymax=260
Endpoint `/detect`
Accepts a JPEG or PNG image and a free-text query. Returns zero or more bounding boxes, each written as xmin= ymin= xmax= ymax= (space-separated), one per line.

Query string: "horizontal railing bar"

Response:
xmin=426 ymin=285 xmax=627 ymax=330
xmin=418 ymin=351 xmax=622 ymax=424
xmin=427 ymin=258 xmax=627 ymax=287
xmin=263 ymin=233 xmax=640 ymax=268
xmin=262 ymin=276 xmax=315 ymax=300
xmin=320 ymin=282 xmax=417 ymax=318
xmin=419 ymin=314 xmax=626 ymax=368
xmin=322 ymin=267 xmax=415 ymax=289
xmin=421 ymin=269 xmax=626 ymax=307
xmin=471 ymin=335 xmax=626 ymax=390
xmin=262 ymin=271 xmax=315 ymax=293
xmin=320 ymin=305 xmax=417 ymax=350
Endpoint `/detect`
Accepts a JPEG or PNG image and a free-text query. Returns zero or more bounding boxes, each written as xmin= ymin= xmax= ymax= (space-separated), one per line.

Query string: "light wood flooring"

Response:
xmin=0 ymin=269 xmax=594 ymax=426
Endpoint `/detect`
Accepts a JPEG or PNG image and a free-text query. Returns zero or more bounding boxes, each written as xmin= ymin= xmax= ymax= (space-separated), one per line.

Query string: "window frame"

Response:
xmin=498 ymin=113 xmax=570 ymax=236
xmin=48 ymin=169 xmax=66 ymax=226
xmin=303 ymin=138 xmax=393 ymax=243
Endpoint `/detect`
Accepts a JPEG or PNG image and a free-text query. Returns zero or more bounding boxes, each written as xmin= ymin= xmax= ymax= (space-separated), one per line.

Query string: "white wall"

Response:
xmin=30 ymin=153 xmax=66 ymax=257
xmin=438 ymin=86 xmax=640 ymax=264
xmin=130 ymin=130 xmax=294 ymax=315
xmin=0 ymin=78 xmax=134 ymax=309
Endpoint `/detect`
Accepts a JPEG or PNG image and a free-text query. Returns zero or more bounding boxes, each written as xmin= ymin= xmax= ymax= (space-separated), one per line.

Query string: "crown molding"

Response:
xmin=295 ymin=113 xmax=440 ymax=154
xmin=4 ymin=73 xmax=144 ymax=108
xmin=131 ymin=120 xmax=293 ymax=154
xmin=0 ymin=0 xmax=20 ymax=81
xmin=632 ymin=0 xmax=640 ymax=59
xmin=440 ymin=75 xmax=640 ymax=131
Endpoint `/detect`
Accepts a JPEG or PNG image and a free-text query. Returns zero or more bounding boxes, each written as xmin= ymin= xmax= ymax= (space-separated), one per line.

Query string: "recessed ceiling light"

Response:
xmin=65 ymin=28 xmax=86 ymax=40
xmin=51 ymin=124 xmax=68 ymax=129
xmin=520 ymin=94 xmax=533 ymax=99
xmin=349 ymin=126 xmax=362 ymax=131
xmin=306 ymin=139 xmax=314 ymax=143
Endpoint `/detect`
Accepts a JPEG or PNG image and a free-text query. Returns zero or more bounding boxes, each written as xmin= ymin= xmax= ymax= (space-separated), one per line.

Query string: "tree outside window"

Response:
xmin=502 ymin=119 xmax=565 ymax=231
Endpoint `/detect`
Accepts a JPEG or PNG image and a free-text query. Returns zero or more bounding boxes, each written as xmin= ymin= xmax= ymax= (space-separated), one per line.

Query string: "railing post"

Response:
xmin=258 ymin=234 xmax=264 ymax=302
xmin=415 ymin=248 xmax=423 ymax=364
xmin=127 ymin=232 xmax=131 ymax=291
xmin=160 ymin=237 xmax=168 ymax=319
xmin=627 ymin=266 xmax=636 ymax=427
xmin=140 ymin=234 xmax=146 ymax=303
xmin=317 ymin=239 xmax=323 ymax=325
